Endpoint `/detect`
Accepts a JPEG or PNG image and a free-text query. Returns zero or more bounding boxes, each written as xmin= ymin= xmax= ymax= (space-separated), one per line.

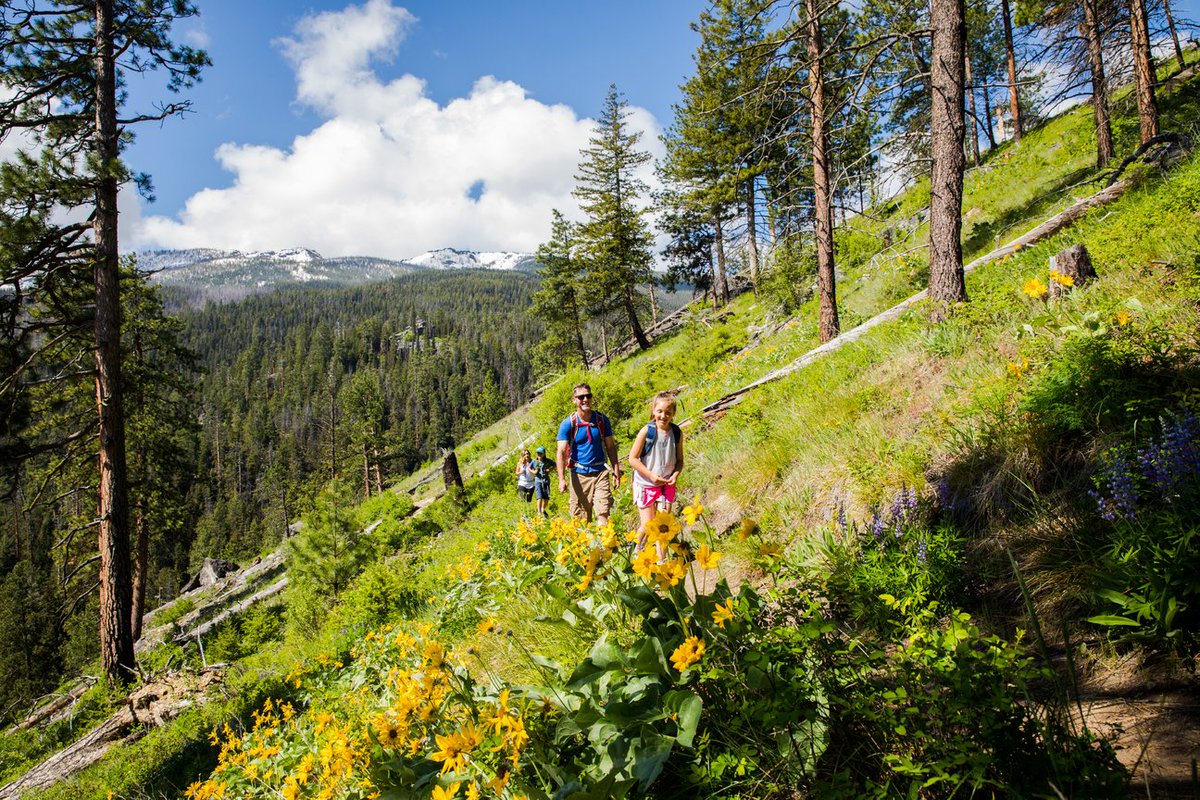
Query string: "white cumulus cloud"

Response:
xmin=133 ymin=0 xmax=663 ymax=259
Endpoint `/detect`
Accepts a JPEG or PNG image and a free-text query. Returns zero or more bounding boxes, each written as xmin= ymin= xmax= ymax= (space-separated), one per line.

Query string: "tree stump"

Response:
xmin=441 ymin=449 xmax=464 ymax=492
xmin=1049 ymin=243 xmax=1097 ymax=298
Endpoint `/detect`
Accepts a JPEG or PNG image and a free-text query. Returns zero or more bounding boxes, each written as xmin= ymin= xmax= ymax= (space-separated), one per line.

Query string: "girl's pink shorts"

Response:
xmin=636 ymin=483 xmax=676 ymax=509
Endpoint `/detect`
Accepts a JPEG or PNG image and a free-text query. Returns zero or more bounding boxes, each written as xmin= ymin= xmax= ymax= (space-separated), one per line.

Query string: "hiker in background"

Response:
xmin=629 ymin=391 xmax=684 ymax=554
xmin=557 ymin=383 xmax=621 ymax=526
xmin=515 ymin=449 xmax=535 ymax=503
xmin=532 ymin=445 xmax=554 ymax=518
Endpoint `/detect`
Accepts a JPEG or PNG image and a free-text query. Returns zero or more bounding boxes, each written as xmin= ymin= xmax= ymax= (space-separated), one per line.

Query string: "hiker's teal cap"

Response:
xmin=536 ymin=445 xmax=546 ymax=454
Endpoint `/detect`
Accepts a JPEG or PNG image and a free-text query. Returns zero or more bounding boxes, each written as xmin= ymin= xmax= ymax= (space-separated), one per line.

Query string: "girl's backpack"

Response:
xmin=640 ymin=422 xmax=681 ymax=458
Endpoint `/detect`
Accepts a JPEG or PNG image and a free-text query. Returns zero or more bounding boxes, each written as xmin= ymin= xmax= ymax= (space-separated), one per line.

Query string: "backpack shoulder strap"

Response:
xmin=670 ymin=422 xmax=681 ymax=447
xmin=641 ymin=422 xmax=656 ymax=457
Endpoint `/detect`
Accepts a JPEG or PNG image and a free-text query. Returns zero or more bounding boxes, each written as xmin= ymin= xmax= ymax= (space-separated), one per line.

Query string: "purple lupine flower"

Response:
xmin=916 ymin=539 xmax=928 ymax=565
xmin=836 ymin=503 xmax=848 ymax=532
xmin=936 ymin=478 xmax=953 ymax=511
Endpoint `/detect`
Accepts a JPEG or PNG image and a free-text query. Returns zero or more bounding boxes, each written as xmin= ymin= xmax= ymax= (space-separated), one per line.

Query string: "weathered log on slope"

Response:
xmin=136 ymin=549 xmax=287 ymax=652
xmin=700 ymin=179 xmax=1133 ymax=421
xmin=171 ymin=577 xmax=289 ymax=646
xmin=0 ymin=670 xmax=223 ymax=800
xmin=6 ymin=680 xmax=95 ymax=734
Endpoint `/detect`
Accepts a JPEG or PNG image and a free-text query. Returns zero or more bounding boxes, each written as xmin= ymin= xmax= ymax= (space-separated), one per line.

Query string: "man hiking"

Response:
xmin=557 ymin=383 xmax=621 ymax=526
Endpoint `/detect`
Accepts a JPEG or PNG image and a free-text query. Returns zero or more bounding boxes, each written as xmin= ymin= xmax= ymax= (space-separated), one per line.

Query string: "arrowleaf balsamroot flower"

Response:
xmin=1048 ymin=269 xmax=1074 ymax=287
xmin=712 ymin=598 xmax=735 ymax=628
xmin=670 ymin=636 xmax=706 ymax=672
xmin=1022 ymin=277 xmax=1048 ymax=298
xmin=694 ymin=544 xmax=721 ymax=570
xmin=682 ymin=497 xmax=705 ymax=525
xmin=646 ymin=510 xmax=681 ymax=545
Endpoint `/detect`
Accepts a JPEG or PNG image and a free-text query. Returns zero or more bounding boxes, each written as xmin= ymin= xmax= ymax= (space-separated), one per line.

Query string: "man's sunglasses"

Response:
xmin=574 ymin=393 xmax=592 ymax=400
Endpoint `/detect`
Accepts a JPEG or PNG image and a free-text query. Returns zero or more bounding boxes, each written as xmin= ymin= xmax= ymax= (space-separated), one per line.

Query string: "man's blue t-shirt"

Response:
xmin=557 ymin=412 xmax=612 ymax=474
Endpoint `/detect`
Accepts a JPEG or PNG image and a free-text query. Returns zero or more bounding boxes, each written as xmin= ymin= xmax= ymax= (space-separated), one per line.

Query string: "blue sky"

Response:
xmin=122 ymin=0 xmax=706 ymax=258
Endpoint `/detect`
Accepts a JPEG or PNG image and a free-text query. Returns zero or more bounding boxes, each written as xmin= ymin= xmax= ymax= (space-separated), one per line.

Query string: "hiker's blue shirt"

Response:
xmin=558 ymin=412 xmax=612 ymax=474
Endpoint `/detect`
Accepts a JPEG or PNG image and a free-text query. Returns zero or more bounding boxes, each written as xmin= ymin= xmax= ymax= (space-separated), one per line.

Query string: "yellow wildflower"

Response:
xmin=694 ymin=544 xmax=721 ymax=570
xmin=372 ymin=714 xmax=404 ymax=749
xmin=682 ymin=497 xmax=705 ymax=526
xmin=1006 ymin=358 xmax=1028 ymax=378
xmin=712 ymin=598 xmax=735 ymax=628
xmin=656 ymin=558 xmax=688 ymax=589
xmin=737 ymin=518 xmax=759 ymax=541
xmin=670 ymin=636 xmax=706 ymax=672
xmin=1115 ymin=309 xmax=1132 ymax=326
xmin=466 ymin=782 xmax=481 ymax=800
xmin=758 ymin=542 xmax=782 ymax=559
xmin=477 ymin=617 xmax=498 ymax=635
xmin=645 ymin=510 xmax=681 ymax=545
xmin=1022 ymin=277 xmax=1048 ymax=298
xmin=632 ymin=547 xmax=658 ymax=581
xmin=1048 ymin=269 xmax=1074 ymax=287
xmin=432 ymin=782 xmax=462 ymax=800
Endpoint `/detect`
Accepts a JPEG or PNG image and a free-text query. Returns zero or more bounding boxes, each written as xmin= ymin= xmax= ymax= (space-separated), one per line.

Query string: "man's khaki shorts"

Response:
xmin=569 ymin=470 xmax=613 ymax=524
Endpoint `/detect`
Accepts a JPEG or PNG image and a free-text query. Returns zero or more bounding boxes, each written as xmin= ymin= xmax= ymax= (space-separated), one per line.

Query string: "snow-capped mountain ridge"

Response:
xmin=136 ymin=246 xmax=538 ymax=303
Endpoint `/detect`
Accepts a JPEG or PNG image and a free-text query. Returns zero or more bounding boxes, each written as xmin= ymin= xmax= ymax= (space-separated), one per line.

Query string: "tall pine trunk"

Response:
xmin=362 ymin=441 xmax=371 ymax=500
xmin=568 ymin=291 xmax=588 ymax=370
xmin=1162 ymin=0 xmax=1185 ymax=73
xmin=965 ymin=55 xmax=981 ymax=166
xmin=929 ymin=0 xmax=969 ymax=310
xmin=745 ymin=178 xmax=759 ymax=290
xmin=713 ymin=213 xmax=730 ymax=305
xmin=94 ymin=0 xmax=135 ymax=685
xmin=1129 ymin=0 xmax=1160 ymax=142
xmin=623 ymin=286 xmax=650 ymax=349
xmin=808 ymin=0 xmax=839 ymax=343
xmin=1000 ymin=0 xmax=1022 ymax=142
xmin=1081 ymin=0 xmax=1115 ymax=167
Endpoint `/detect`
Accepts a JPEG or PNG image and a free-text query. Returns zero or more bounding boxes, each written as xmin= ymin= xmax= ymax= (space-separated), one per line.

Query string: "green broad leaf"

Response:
xmin=632 ymin=729 xmax=675 ymax=789
xmin=665 ymin=690 xmax=702 ymax=748
xmin=618 ymin=585 xmax=660 ymax=616
xmin=1086 ymin=614 xmax=1142 ymax=627
xmin=589 ymin=635 xmax=626 ymax=669
xmin=531 ymin=654 xmax=567 ymax=679
xmin=520 ymin=565 xmax=551 ymax=588
xmin=562 ymin=608 xmax=578 ymax=627
xmin=632 ymin=637 xmax=670 ymax=677
xmin=545 ymin=582 xmax=567 ymax=600
xmin=1095 ymin=588 xmax=1136 ymax=607
xmin=1125 ymin=297 xmax=1145 ymax=311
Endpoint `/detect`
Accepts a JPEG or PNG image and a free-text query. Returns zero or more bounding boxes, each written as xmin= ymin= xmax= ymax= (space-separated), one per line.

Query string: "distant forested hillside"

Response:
xmin=177 ymin=269 xmax=545 ymax=564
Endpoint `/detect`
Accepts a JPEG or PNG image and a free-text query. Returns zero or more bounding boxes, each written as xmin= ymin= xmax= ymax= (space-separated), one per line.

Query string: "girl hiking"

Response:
xmin=628 ymin=392 xmax=684 ymax=554
xmin=532 ymin=445 xmax=554 ymax=518
xmin=515 ymin=449 xmax=535 ymax=502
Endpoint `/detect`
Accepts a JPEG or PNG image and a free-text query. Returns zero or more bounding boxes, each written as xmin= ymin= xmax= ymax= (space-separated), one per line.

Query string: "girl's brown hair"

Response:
xmin=649 ymin=391 xmax=677 ymax=416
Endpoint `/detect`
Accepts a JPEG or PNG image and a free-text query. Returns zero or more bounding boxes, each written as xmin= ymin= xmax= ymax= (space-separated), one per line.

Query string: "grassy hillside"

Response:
xmin=15 ymin=60 xmax=1200 ymax=800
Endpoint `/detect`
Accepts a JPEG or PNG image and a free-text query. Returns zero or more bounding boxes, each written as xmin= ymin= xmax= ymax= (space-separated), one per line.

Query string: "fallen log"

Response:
xmin=172 ymin=576 xmax=289 ymax=646
xmin=0 ymin=670 xmax=223 ymax=800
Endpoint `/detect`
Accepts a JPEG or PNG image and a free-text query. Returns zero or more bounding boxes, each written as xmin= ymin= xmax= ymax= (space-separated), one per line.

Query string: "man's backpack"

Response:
xmin=566 ymin=411 xmax=610 ymax=469
xmin=640 ymin=422 xmax=681 ymax=458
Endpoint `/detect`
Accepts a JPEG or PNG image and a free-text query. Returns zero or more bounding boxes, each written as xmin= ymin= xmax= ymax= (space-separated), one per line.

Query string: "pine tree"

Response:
xmin=0 ymin=0 xmax=207 ymax=684
xmin=573 ymin=85 xmax=655 ymax=348
xmin=530 ymin=210 xmax=589 ymax=372
xmin=929 ymin=0 xmax=969 ymax=310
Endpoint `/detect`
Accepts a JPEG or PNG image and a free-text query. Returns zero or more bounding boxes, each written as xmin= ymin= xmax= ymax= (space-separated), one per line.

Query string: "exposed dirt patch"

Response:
xmin=1076 ymin=652 xmax=1200 ymax=798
